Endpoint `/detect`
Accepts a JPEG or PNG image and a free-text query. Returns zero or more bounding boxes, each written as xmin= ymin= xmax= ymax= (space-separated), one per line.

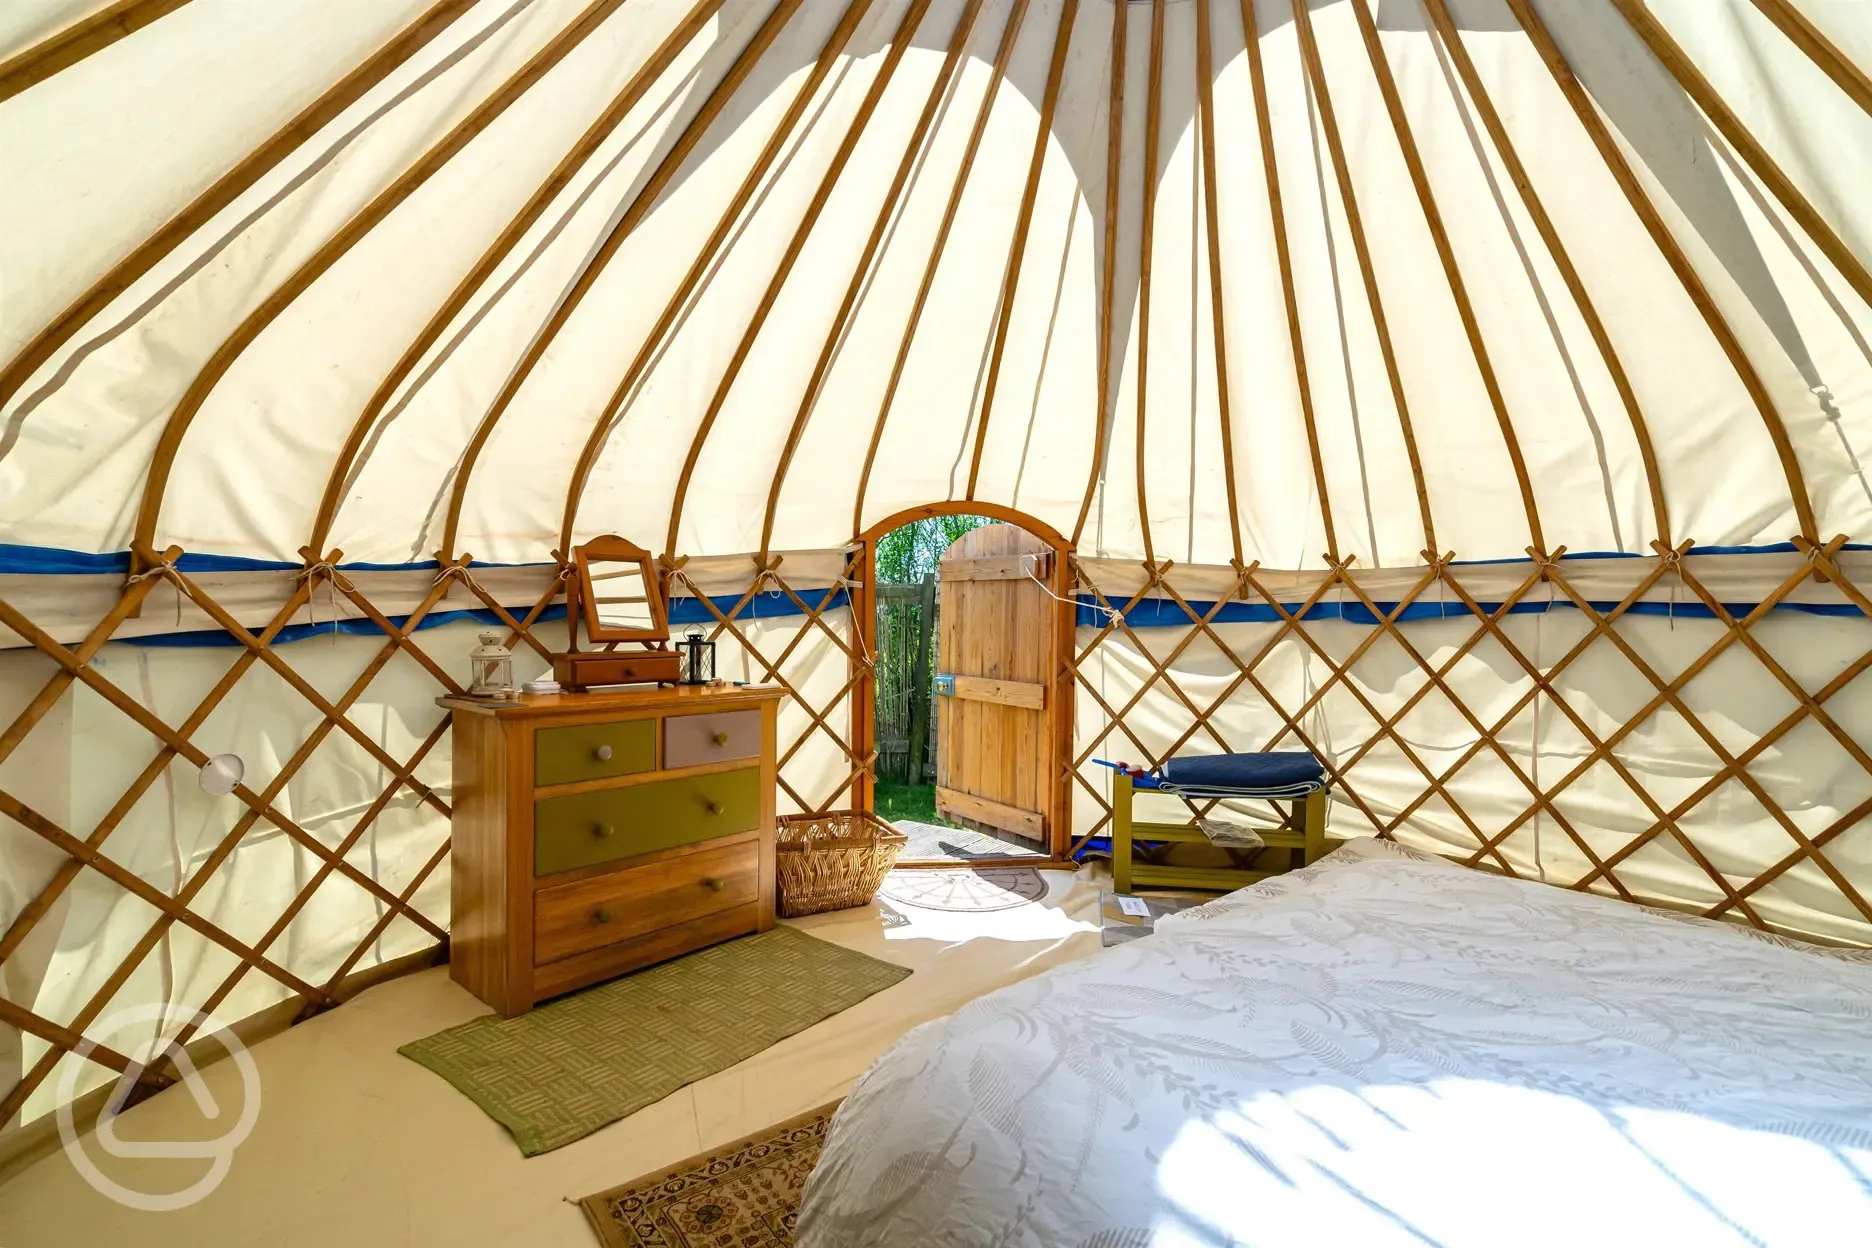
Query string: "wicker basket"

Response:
xmin=774 ymin=810 xmax=910 ymax=918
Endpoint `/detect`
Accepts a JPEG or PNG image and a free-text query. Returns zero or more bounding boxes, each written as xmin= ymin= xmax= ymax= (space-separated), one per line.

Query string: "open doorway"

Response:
xmin=854 ymin=505 xmax=1075 ymax=866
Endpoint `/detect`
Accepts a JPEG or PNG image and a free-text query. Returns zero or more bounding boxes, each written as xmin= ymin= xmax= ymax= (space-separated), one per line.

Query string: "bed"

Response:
xmin=796 ymin=839 xmax=1872 ymax=1247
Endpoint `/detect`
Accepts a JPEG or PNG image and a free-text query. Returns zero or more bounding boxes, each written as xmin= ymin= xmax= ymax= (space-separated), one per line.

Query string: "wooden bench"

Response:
xmin=1110 ymin=770 xmax=1331 ymax=894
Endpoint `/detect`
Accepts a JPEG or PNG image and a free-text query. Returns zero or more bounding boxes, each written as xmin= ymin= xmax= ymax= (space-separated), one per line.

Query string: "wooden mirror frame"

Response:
xmin=571 ymin=535 xmax=670 ymax=644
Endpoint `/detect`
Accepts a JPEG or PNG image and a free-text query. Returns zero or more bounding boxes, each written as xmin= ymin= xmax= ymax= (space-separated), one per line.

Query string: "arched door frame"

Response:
xmin=851 ymin=502 xmax=1076 ymax=865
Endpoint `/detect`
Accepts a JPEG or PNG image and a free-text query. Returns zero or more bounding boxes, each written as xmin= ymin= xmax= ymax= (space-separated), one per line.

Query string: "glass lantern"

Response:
xmin=469 ymin=630 xmax=515 ymax=697
xmin=679 ymin=625 xmax=716 ymax=685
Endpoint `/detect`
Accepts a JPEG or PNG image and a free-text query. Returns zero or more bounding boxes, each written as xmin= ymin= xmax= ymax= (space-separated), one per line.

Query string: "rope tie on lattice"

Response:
xmin=1023 ymin=552 xmax=1117 ymax=626
xmin=1424 ymin=550 xmax=1454 ymax=620
xmin=1523 ymin=547 xmax=1567 ymax=881
xmin=752 ymin=555 xmax=786 ymax=600
xmin=832 ymin=548 xmax=875 ymax=670
xmin=1319 ymin=554 xmax=1364 ymax=766
xmin=1657 ymin=544 xmax=1685 ymax=631
xmin=431 ymin=560 xmax=487 ymax=601
xmin=126 ymin=552 xmax=184 ymax=628
xmin=296 ymin=559 xmax=355 ymax=639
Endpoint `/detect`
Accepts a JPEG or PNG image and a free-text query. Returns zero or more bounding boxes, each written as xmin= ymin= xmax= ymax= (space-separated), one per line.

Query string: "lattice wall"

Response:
xmin=8 ymin=538 xmax=1872 ymax=1136
xmin=1068 ymin=540 xmax=1872 ymax=948
xmin=0 ymin=550 xmax=857 ymax=1130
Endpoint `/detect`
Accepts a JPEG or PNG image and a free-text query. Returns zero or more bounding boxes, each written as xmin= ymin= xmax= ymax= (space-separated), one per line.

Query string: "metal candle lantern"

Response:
xmin=679 ymin=625 xmax=715 ymax=685
xmin=469 ymin=630 xmax=515 ymax=697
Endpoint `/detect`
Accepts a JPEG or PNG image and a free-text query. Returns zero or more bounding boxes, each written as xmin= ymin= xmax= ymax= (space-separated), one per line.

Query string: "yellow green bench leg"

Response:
xmin=1301 ymin=789 xmax=1327 ymax=864
xmin=1113 ymin=770 xmax=1134 ymax=894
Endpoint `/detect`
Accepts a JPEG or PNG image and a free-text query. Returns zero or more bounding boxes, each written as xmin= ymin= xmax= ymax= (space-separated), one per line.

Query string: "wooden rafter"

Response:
xmin=1131 ymin=0 xmax=1164 ymax=566
xmin=1749 ymin=0 xmax=1872 ymax=119
xmin=309 ymin=0 xmax=725 ymax=554
xmin=443 ymin=0 xmax=837 ymax=561
xmin=1419 ymin=0 xmax=1668 ymax=548
xmin=962 ymin=0 xmax=1080 ymax=501
xmin=1339 ymin=0 xmax=1545 ymax=554
xmin=758 ymin=0 xmax=995 ymax=557
xmin=0 ymin=0 xmax=481 ymax=416
xmin=664 ymin=0 xmax=939 ymax=556
xmin=1070 ymin=0 xmax=1126 ymax=547
xmin=849 ymin=0 xmax=1037 ymax=538
xmin=1279 ymin=0 xmax=1392 ymax=563
xmin=556 ymin=0 xmax=867 ymax=555
xmin=0 ymin=0 xmax=194 ymax=103
xmin=1193 ymin=0 xmax=1243 ymax=568
xmin=1610 ymin=0 xmax=1872 ymax=313
xmin=1504 ymin=0 xmax=1817 ymax=543
xmin=128 ymin=0 xmax=631 ymax=555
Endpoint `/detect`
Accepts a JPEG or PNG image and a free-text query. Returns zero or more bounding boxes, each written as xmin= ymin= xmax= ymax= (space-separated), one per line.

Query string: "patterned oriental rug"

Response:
xmin=579 ymin=1103 xmax=838 ymax=1247
xmin=399 ymin=928 xmax=905 ymax=1155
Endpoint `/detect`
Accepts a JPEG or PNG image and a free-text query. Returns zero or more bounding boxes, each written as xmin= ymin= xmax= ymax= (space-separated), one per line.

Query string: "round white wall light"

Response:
xmin=199 ymin=753 xmax=245 ymax=797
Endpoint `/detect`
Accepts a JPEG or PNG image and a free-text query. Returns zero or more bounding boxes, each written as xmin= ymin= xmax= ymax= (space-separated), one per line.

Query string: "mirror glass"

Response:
xmin=589 ymin=562 xmax=656 ymax=632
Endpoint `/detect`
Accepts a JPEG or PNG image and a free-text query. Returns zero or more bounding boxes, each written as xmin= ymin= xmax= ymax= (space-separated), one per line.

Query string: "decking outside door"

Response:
xmin=935 ymin=524 xmax=1052 ymax=847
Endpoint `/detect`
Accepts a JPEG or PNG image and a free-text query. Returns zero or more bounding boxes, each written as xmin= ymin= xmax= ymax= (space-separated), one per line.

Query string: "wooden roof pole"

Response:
xmin=849 ymin=0 xmax=1038 ymax=539
xmin=1194 ymin=0 xmax=1244 ymax=569
xmin=0 ymin=0 xmax=481 ymax=415
xmin=1506 ymin=0 xmax=1817 ymax=543
xmin=1069 ymin=0 xmax=1126 ymax=548
xmin=1340 ymin=0 xmax=1544 ymax=554
xmin=442 ymin=0 xmax=832 ymax=562
xmin=1420 ymin=0 xmax=1668 ymax=548
xmin=961 ymin=0 xmax=1080 ymax=503
xmin=310 ymin=0 xmax=724 ymax=555
xmin=756 ymin=0 xmax=995 ymax=557
xmin=663 ymin=0 xmax=940 ymax=556
xmin=1612 ymin=0 xmax=1872 ymax=312
xmin=1750 ymin=0 xmax=1872 ymax=119
xmin=1275 ymin=0 xmax=1416 ymax=561
xmin=1131 ymin=0 xmax=1164 ymax=566
xmin=559 ymin=0 xmax=905 ymax=559
xmin=0 ymin=0 xmax=194 ymax=103
xmin=128 ymin=0 xmax=632 ymax=557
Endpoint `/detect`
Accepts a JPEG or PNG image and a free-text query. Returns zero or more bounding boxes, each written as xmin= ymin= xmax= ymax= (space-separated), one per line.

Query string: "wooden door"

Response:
xmin=935 ymin=524 xmax=1053 ymax=844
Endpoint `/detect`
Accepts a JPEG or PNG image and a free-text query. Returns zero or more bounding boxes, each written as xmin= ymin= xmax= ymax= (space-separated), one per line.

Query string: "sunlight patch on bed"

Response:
xmin=1149 ymin=1078 xmax=1871 ymax=1246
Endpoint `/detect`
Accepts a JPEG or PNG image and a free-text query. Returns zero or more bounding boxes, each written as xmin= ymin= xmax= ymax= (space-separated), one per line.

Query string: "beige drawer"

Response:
xmin=533 ymin=766 xmax=762 ymax=876
xmin=534 ymin=718 xmax=655 ymax=788
xmin=664 ymin=709 xmax=761 ymax=770
xmin=533 ymin=840 xmax=758 ymax=966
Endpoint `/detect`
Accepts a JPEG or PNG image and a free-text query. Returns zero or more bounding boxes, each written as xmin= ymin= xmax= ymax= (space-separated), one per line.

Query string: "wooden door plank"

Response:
xmin=948 ymin=675 xmax=1047 ymax=711
xmin=935 ymin=786 xmax=1045 ymax=838
xmin=940 ymin=553 xmax=1051 ymax=581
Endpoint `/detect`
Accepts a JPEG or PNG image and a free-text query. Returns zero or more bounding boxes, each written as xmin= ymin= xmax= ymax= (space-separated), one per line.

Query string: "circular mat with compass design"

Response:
xmin=878 ymin=868 xmax=1050 ymax=913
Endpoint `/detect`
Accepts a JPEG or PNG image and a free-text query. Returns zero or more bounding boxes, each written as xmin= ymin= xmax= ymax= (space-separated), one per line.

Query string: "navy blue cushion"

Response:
xmin=1158 ymin=751 xmax=1324 ymax=790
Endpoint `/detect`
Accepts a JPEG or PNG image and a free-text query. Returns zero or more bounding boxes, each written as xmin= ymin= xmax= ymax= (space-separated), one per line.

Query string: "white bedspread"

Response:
xmin=797 ymin=840 xmax=1872 ymax=1247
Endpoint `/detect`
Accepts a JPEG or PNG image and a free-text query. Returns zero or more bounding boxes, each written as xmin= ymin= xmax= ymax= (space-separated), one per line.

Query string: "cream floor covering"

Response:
xmin=0 ymin=867 xmax=1103 ymax=1247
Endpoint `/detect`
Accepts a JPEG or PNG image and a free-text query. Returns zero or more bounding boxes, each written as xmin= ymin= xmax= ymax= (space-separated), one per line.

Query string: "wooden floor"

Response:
xmin=0 ymin=870 xmax=1103 ymax=1248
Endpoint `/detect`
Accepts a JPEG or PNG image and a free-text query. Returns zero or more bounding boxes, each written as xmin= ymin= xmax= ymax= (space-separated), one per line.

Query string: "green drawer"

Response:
xmin=534 ymin=719 xmax=655 ymax=788
xmin=534 ymin=767 xmax=762 ymax=876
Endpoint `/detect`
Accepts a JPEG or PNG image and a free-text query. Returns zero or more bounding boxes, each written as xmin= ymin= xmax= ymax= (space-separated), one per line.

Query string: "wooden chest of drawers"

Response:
xmin=438 ymin=684 xmax=783 ymax=1017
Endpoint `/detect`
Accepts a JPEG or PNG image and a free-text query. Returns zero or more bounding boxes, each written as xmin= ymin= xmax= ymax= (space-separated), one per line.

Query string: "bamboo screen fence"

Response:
xmin=872 ymin=577 xmax=937 ymax=784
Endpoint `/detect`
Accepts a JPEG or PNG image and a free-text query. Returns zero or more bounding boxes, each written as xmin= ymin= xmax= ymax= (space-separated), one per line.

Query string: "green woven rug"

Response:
xmin=400 ymin=927 xmax=909 ymax=1155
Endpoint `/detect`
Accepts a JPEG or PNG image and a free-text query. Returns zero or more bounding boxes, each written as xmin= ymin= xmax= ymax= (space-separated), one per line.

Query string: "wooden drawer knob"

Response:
xmin=712 ymin=731 xmax=729 ymax=746
xmin=594 ymin=744 xmax=613 ymax=761
xmin=706 ymin=801 xmax=722 ymax=816
xmin=703 ymin=878 xmax=725 ymax=893
xmin=593 ymin=822 xmax=616 ymax=839
xmin=592 ymin=907 xmax=613 ymax=924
